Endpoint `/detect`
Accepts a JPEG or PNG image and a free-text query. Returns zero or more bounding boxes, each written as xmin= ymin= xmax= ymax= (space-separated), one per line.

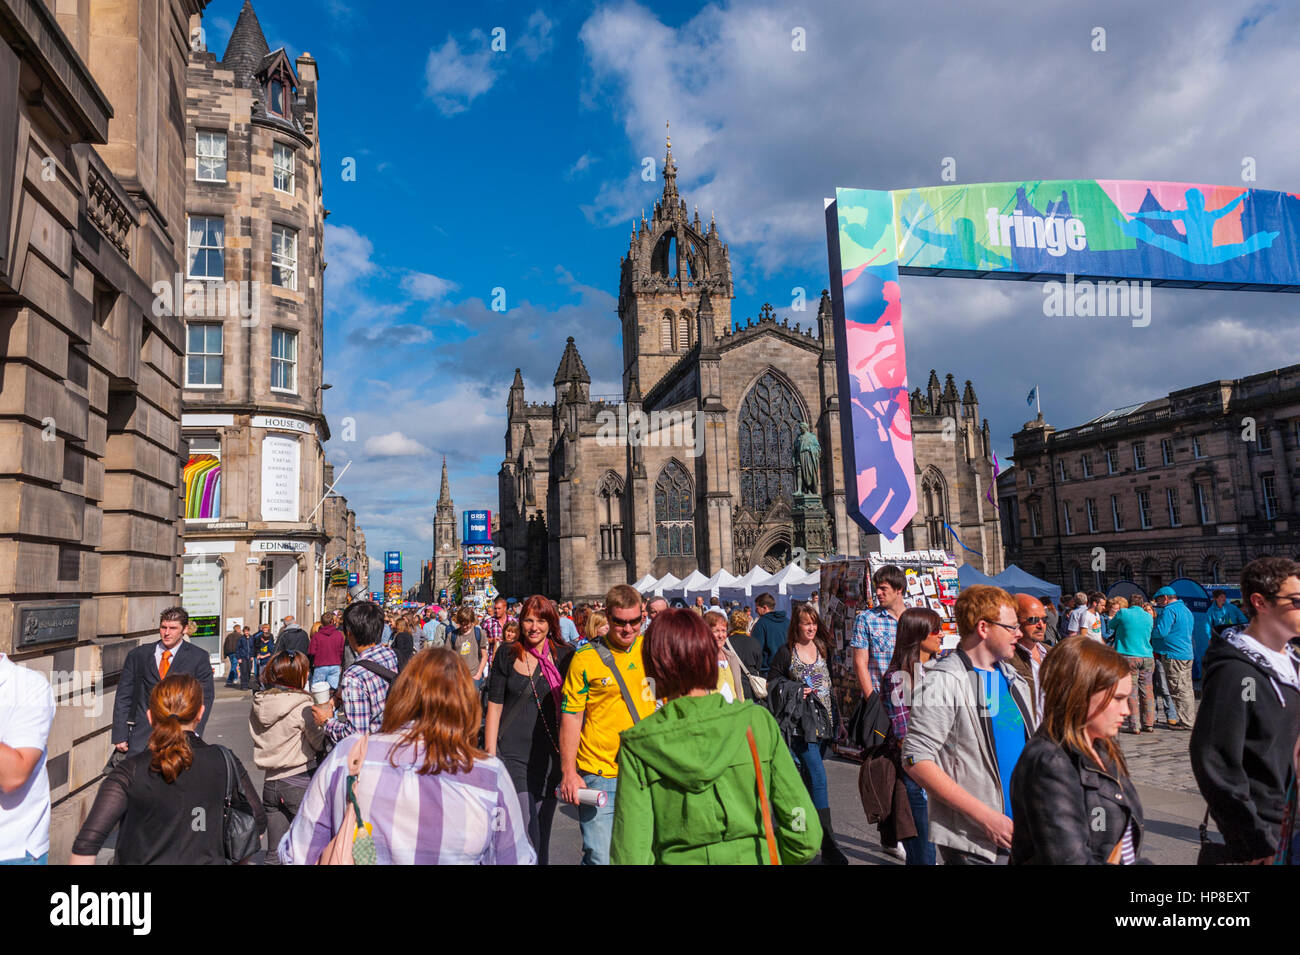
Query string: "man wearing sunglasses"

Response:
xmin=1007 ymin=594 xmax=1051 ymax=720
xmin=558 ymin=584 xmax=657 ymax=864
xmin=1191 ymin=557 xmax=1300 ymax=865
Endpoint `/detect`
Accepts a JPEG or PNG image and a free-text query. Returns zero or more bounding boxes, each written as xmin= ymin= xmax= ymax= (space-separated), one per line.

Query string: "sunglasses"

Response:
xmin=1020 ymin=616 xmax=1047 ymax=625
xmin=611 ymin=613 xmax=644 ymax=629
xmin=1271 ymin=594 xmax=1300 ymax=610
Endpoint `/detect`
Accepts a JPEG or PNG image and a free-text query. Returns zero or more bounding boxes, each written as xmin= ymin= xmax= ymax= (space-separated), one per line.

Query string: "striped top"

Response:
xmin=278 ymin=730 xmax=536 ymax=865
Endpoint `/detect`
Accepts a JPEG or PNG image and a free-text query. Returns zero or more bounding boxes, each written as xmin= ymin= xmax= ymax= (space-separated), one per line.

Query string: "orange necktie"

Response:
xmin=160 ymin=650 xmax=172 ymax=679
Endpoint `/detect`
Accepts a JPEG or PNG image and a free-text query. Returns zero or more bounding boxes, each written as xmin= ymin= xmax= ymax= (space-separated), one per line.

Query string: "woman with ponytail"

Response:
xmin=70 ymin=674 xmax=265 ymax=864
xmin=484 ymin=595 xmax=574 ymax=864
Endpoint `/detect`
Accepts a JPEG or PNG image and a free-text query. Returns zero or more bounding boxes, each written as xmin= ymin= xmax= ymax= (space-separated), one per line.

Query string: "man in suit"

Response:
xmin=112 ymin=607 xmax=216 ymax=755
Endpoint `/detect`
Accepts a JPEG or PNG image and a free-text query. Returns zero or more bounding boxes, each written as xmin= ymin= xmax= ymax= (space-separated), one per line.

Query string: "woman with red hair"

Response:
xmin=70 ymin=674 xmax=265 ymax=864
xmin=485 ymin=595 xmax=573 ymax=864
xmin=609 ymin=609 xmax=822 ymax=865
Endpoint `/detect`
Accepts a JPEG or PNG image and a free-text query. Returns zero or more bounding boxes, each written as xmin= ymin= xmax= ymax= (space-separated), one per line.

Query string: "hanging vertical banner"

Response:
xmin=260 ymin=435 xmax=300 ymax=521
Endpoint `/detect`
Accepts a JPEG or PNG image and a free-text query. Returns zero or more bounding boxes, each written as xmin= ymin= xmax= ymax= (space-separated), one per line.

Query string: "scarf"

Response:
xmin=528 ymin=642 xmax=564 ymax=720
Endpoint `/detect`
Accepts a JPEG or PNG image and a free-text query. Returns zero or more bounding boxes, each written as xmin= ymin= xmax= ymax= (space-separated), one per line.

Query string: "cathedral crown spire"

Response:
xmin=661 ymin=121 xmax=678 ymax=206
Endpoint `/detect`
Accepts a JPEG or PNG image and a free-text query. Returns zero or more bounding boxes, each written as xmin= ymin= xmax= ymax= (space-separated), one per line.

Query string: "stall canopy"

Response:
xmin=648 ymin=573 xmax=682 ymax=597
xmin=992 ymin=564 xmax=1062 ymax=602
xmin=670 ymin=570 xmax=712 ymax=602
xmin=633 ymin=574 xmax=659 ymax=595
xmin=685 ymin=568 xmax=739 ymax=603
xmin=957 ymin=563 xmax=999 ymax=589
xmin=718 ymin=566 xmax=774 ymax=602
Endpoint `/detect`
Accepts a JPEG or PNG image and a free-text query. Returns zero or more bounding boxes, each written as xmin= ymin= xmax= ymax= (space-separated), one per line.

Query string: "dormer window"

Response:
xmin=269 ymin=78 xmax=286 ymax=116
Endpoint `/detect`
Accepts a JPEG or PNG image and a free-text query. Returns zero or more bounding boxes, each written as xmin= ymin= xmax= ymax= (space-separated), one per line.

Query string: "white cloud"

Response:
xmin=401 ymin=271 xmax=458 ymax=300
xmin=324 ymin=223 xmax=378 ymax=289
xmin=364 ymin=431 xmax=433 ymax=458
xmin=566 ymin=151 xmax=598 ymax=179
xmin=425 ymin=32 xmax=497 ymax=115
xmin=516 ymin=10 xmax=556 ymax=61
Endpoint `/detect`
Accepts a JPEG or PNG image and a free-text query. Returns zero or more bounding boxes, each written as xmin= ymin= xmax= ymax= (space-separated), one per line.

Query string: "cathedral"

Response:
xmin=497 ymin=140 xmax=1004 ymax=601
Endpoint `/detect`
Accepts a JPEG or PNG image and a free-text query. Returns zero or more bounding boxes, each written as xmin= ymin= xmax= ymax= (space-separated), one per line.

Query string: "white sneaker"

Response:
xmin=888 ymin=844 xmax=906 ymax=860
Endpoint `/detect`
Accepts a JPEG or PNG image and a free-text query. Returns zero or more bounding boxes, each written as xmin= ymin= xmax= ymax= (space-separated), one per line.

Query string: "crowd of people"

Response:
xmin=1 ymin=558 xmax=1297 ymax=866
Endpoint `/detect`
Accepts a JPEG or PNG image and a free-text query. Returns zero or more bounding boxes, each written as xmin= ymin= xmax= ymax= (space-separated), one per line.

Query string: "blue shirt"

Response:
xmin=1207 ymin=602 xmax=1248 ymax=631
xmin=1153 ymin=600 xmax=1194 ymax=660
xmin=976 ymin=666 xmax=1027 ymax=818
xmin=1110 ymin=607 xmax=1154 ymax=658
xmin=558 ymin=616 xmax=580 ymax=645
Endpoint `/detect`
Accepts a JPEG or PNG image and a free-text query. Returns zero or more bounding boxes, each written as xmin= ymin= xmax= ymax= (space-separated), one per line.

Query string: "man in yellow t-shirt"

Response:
xmin=558 ymin=584 xmax=657 ymax=865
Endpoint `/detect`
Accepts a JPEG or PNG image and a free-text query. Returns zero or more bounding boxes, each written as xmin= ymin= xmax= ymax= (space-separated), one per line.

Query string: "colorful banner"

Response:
xmin=463 ymin=510 xmax=492 ymax=545
xmin=384 ymin=551 xmax=402 ymax=572
xmin=183 ymin=454 xmax=221 ymax=519
xmin=829 ymin=179 xmax=1300 ymax=539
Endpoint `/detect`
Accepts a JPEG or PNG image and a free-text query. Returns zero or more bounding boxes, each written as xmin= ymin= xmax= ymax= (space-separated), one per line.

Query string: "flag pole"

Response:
xmin=1036 ymin=385 xmax=1041 ymax=417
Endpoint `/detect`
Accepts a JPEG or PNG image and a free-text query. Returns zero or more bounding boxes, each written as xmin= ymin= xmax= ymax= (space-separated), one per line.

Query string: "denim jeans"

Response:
xmin=578 ymin=773 xmax=619 ymax=865
xmin=1122 ymin=655 xmax=1156 ymax=730
xmin=225 ymin=653 xmax=240 ymax=684
xmin=0 ymin=851 xmax=47 ymax=865
xmin=312 ymin=665 xmax=341 ymax=690
xmin=790 ymin=737 xmax=830 ymax=811
xmin=901 ymin=773 xmax=935 ymax=865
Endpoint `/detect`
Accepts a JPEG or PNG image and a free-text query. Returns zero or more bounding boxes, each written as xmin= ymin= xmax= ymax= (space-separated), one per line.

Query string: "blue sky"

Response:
xmin=203 ymin=0 xmax=1300 ymax=593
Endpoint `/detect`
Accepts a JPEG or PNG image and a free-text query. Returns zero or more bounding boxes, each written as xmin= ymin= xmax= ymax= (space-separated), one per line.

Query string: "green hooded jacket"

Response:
xmin=609 ymin=693 xmax=822 ymax=865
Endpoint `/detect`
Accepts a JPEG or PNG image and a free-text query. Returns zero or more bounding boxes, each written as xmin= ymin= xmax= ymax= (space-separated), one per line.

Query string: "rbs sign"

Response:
xmin=463 ymin=509 xmax=492 ymax=545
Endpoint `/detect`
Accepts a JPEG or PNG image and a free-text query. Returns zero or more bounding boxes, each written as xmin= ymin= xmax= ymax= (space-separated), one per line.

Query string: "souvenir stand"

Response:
xmin=822 ymin=549 xmax=962 ymax=757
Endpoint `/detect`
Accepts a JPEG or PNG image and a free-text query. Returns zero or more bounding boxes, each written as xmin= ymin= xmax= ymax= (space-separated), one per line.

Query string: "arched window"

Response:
xmin=1070 ymin=564 xmax=1084 ymax=593
xmin=920 ymin=468 xmax=948 ymax=550
xmin=660 ymin=310 xmax=675 ymax=351
xmin=1171 ymin=558 xmax=1186 ymax=580
xmin=654 ymin=460 xmax=694 ymax=557
xmin=597 ymin=472 xmax=624 ymax=561
xmin=1141 ymin=557 xmax=1162 ymax=594
xmin=678 ymin=310 xmax=692 ymax=351
xmin=1203 ymin=556 xmax=1222 ymax=584
xmin=1115 ymin=560 xmax=1134 ymax=583
xmin=738 ymin=371 xmax=805 ymax=513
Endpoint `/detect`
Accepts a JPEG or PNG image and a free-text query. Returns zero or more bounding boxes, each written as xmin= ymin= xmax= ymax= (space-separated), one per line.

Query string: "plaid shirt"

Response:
xmin=479 ymin=615 xmax=515 ymax=665
xmin=851 ymin=607 xmax=899 ymax=695
xmin=324 ymin=643 xmax=399 ymax=744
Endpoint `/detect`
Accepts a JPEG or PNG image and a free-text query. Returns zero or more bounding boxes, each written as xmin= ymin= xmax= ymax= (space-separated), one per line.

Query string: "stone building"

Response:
xmin=0 ymin=0 xmax=208 ymax=861
xmin=321 ymin=460 xmax=369 ymax=613
xmin=178 ymin=1 xmax=331 ymax=650
xmin=1005 ymin=363 xmax=1300 ymax=594
xmin=497 ymin=141 xmax=1004 ymax=600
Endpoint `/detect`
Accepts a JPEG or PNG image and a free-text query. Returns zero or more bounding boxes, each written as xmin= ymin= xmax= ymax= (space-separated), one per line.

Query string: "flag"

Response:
xmin=1026 ymin=386 xmax=1037 ymax=407
xmin=986 ymin=452 xmax=1001 ymax=511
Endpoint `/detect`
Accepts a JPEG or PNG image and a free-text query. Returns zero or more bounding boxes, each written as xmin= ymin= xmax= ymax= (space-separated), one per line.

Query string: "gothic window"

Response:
xmin=920 ymin=468 xmax=948 ymax=549
xmin=597 ymin=472 xmax=624 ymax=561
xmin=738 ymin=371 xmax=805 ymax=513
xmin=678 ymin=310 xmax=692 ymax=350
xmin=661 ymin=310 xmax=675 ymax=351
xmin=654 ymin=460 xmax=694 ymax=556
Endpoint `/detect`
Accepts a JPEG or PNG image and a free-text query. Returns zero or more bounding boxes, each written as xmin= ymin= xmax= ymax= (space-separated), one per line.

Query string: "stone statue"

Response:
xmin=796 ymin=422 xmax=820 ymax=496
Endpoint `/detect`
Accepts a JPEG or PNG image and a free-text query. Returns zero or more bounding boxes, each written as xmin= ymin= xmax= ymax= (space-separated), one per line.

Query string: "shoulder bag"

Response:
xmin=217 ymin=745 xmax=262 ymax=864
xmin=592 ymin=640 xmax=644 ymax=725
xmin=725 ymin=639 xmax=768 ymax=700
xmin=318 ymin=734 xmax=378 ymax=865
xmin=746 ymin=725 xmax=781 ymax=865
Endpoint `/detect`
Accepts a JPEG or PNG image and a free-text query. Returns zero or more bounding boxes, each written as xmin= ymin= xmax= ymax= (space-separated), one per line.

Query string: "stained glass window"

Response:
xmin=738 ymin=372 xmax=804 ymax=513
xmin=654 ymin=460 xmax=694 ymax=556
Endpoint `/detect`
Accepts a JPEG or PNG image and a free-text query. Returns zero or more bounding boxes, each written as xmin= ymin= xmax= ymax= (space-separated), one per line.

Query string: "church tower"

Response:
xmin=618 ymin=127 xmax=733 ymax=398
xmin=433 ymin=457 xmax=459 ymax=600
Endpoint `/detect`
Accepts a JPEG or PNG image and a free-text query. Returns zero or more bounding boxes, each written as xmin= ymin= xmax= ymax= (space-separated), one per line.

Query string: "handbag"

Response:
xmin=318 ymin=734 xmax=378 ymax=865
xmin=846 ymin=688 xmax=893 ymax=755
xmin=217 ymin=745 xmax=262 ymax=864
xmin=746 ymin=725 xmax=781 ymax=865
xmin=726 ymin=639 xmax=767 ymax=700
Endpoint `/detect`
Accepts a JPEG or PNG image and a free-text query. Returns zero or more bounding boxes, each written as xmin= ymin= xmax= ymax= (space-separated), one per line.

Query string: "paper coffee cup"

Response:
xmin=555 ymin=786 xmax=608 ymax=807
xmin=311 ymin=682 xmax=331 ymax=704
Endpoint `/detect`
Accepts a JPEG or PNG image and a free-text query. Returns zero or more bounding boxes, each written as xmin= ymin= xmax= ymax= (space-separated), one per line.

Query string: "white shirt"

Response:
xmin=0 ymin=654 xmax=56 ymax=859
xmin=154 ymin=640 xmax=183 ymax=674
xmin=1066 ymin=606 xmax=1088 ymax=635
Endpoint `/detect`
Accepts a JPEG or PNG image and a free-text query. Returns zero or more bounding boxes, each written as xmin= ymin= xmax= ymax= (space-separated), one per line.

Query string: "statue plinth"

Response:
xmin=792 ymin=493 xmax=832 ymax=564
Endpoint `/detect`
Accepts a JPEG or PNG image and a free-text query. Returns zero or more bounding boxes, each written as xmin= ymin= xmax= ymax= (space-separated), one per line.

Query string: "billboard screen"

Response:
xmin=463 ymin=510 xmax=492 ymax=545
xmin=384 ymin=551 xmax=402 ymax=572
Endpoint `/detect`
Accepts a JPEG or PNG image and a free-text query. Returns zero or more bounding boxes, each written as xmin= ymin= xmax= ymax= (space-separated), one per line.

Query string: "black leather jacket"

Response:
xmin=1009 ymin=732 xmax=1144 ymax=864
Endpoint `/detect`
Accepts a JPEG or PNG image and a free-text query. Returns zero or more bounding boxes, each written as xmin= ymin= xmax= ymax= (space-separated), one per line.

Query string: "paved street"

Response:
xmin=195 ymin=685 xmax=1207 ymax=865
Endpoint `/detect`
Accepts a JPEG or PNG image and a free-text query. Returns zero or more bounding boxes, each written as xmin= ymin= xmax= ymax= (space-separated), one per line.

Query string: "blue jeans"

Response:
xmin=901 ymin=773 xmax=935 ymax=865
xmin=578 ymin=773 xmax=619 ymax=865
xmin=1152 ymin=659 xmax=1179 ymax=722
xmin=0 ymin=851 xmax=47 ymax=865
xmin=791 ymin=737 xmax=829 ymax=810
xmin=225 ymin=653 xmax=240 ymax=684
xmin=312 ymin=665 xmax=341 ymax=690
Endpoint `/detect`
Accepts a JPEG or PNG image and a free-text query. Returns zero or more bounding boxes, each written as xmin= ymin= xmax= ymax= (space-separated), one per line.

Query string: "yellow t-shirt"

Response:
xmin=561 ymin=635 xmax=656 ymax=777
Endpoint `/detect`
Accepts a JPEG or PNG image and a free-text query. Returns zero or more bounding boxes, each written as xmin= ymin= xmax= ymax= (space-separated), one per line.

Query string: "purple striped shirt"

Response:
xmin=278 ymin=730 xmax=536 ymax=865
